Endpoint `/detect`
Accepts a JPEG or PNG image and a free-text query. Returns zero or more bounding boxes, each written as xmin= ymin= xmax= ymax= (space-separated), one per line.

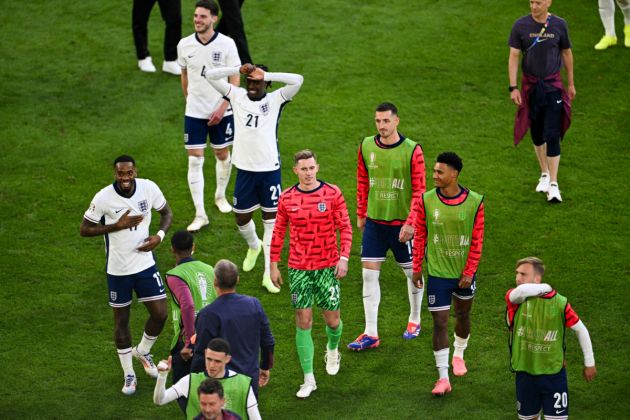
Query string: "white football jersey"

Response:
xmin=84 ymin=178 xmax=167 ymax=276
xmin=227 ymin=88 xmax=290 ymax=172
xmin=177 ymin=32 xmax=240 ymax=119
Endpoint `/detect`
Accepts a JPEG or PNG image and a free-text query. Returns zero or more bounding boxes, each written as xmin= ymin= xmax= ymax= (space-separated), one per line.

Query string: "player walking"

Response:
xmin=270 ymin=150 xmax=352 ymax=398
xmin=412 ymin=152 xmax=484 ymax=395
xmin=348 ymin=102 xmax=426 ymax=351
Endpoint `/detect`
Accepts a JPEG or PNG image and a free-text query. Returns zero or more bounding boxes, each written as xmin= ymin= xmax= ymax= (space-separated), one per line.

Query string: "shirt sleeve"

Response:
xmin=508 ymin=20 xmax=523 ymax=50
xmin=177 ymin=41 xmax=186 ymax=68
xmin=227 ymin=40 xmax=241 ymax=67
xmin=191 ymin=310 xmax=218 ymax=373
xmin=167 ymin=275 xmax=196 ymax=346
xmin=505 ymin=289 xmax=519 ymax=327
xmin=334 ymin=187 xmax=353 ymax=260
xmin=258 ymin=301 xmax=275 ymax=370
xmin=558 ymin=18 xmax=572 ymax=50
xmin=270 ymin=195 xmax=288 ymax=263
xmin=508 ymin=283 xmax=553 ymax=304
xmin=570 ymin=320 xmax=595 ymax=367
xmin=149 ymin=180 xmax=167 ymax=211
xmin=463 ymin=201 xmax=484 ymax=277
xmin=203 ymin=66 xmax=240 ymax=97
xmin=83 ymin=191 xmax=105 ymax=224
xmin=412 ymin=196 xmax=427 ymax=274
xmin=264 ymin=72 xmax=303 ymax=102
xmin=564 ymin=302 xmax=580 ymax=328
xmin=246 ymin=386 xmax=261 ymax=420
xmin=405 ymin=145 xmax=426 ymax=226
xmin=356 ymin=143 xmax=369 ymax=219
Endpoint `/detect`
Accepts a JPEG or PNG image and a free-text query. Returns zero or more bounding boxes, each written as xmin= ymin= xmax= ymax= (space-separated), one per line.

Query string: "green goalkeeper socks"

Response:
xmin=326 ymin=320 xmax=343 ymax=350
xmin=296 ymin=327 xmax=314 ymax=374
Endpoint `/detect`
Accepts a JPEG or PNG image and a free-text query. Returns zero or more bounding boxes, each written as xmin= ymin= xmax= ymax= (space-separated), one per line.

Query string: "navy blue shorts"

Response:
xmin=426 ymin=274 xmax=476 ymax=311
xmin=233 ymin=168 xmax=282 ymax=213
xmin=361 ymin=219 xmax=412 ymax=268
xmin=515 ymin=368 xmax=569 ymax=419
xmin=184 ymin=115 xmax=234 ymax=150
xmin=106 ymin=265 xmax=166 ymax=307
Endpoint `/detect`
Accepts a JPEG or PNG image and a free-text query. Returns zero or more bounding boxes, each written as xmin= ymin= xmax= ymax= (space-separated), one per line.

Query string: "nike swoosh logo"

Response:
xmin=159 ymin=288 xmax=165 ymax=294
xmin=362 ymin=295 xmax=371 ymax=298
xmin=538 ymin=39 xmax=547 ymax=43
xmin=555 ymin=410 xmax=565 ymax=414
xmin=290 ymin=208 xmax=299 ymax=212
xmin=188 ymin=54 xmax=194 ymax=58
xmin=556 ymin=100 xmax=562 ymax=104
xmin=114 ymin=208 xmax=125 ymax=214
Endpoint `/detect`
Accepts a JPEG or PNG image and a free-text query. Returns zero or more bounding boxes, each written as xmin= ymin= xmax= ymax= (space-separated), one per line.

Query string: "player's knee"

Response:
xmin=214 ymin=147 xmax=229 ymax=160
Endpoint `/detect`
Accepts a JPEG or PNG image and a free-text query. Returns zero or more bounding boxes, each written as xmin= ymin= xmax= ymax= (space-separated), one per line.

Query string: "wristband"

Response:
xmin=156 ymin=230 xmax=165 ymax=242
xmin=509 ymin=85 xmax=518 ymax=92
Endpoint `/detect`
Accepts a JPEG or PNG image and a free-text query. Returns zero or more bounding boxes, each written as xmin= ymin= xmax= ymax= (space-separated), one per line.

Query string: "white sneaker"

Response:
xmin=132 ymin=346 xmax=158 ymax=378
xmin=547 ymin=182 xmax=562 ymax=203
xmin=215 ymin=196 xmax=233 ymax=213
xmin=296 ymin=381 xmax=317 ymax=399
xmin=121 ymin=374 xmax=137 ymax=395
xmin=187 ymin=215 xmax=209 ymax=232
xmin=536 ymin=173 xmax=550 ymax=193
xmin=325 ymin=348 xmax=341 ymax=375
xmin=138 ymin=57 xmax=156 ymax=73
xmin=162 ymin=60 xmax=181 ymax=75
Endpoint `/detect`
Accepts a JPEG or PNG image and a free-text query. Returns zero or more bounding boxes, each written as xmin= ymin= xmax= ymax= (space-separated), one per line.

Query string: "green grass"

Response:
xmin=1 ymin=0 xmax=629 ymax=418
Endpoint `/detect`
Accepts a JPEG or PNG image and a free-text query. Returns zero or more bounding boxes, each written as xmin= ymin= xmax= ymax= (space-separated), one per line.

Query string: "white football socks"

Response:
xmin=238 ymin=220 xmax=261 ymax=249
xmin=619 ymin=0 xmax=630 ymax=25
xmin=262 ymin=219 xmax=275 ymax=277
xmin=137 ymin=331 xmax=157 ymax=355
xmin=600 ymin=0 xmax=617 ymax=36
xmin=117 ymin=347 xmax=135 ymax=376
xmin=188 ymin=156 xmax=206 ymax=217
xmin=362 ymin=268 xmax=381 ymax=337
xmin=403 ymin=268 xmax=423 ymax=325
xmin=215 ymin=151 xmax=232 ymax=199
xmin=434 ymin=348 xmax=450 ymax=380
xmin=453 ymin=334 xmax=470 ymax=359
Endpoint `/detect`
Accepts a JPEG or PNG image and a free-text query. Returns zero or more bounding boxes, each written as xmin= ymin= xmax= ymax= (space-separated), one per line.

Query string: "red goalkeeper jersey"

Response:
xmin=271 ymin=181 xmax=352 ymax=270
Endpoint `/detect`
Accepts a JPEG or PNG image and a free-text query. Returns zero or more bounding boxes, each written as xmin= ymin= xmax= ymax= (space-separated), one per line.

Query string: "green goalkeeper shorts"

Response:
xmin=288 ymin=266 xmax=340 ymax=311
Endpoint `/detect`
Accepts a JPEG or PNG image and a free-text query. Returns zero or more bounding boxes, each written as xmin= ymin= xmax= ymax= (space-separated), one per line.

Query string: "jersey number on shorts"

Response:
xmin=329 ymin=284 xmax=340 ymax=303
xmin=153 ymin=272 xmax=164 ymax=290
xmin=225 ymin=122 xmax=233 ymax=137
xmin=246 ymin=114 xmax=259 ymax=128
xmin=270 ymin=184 xmax=282 ymax=201
xmin=553 ymin=392 xmax=568 ymax=409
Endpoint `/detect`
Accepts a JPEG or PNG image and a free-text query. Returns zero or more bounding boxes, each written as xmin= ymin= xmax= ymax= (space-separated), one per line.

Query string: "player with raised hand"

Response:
xmin=203 ymin=62 xmax=303 ymax=293
xmin=80 ymin=155 xmax=172 ymax=395
xmin=506 ymin=257 xmax=596 ymax=419
xmin=270 ymin=150 xmax=352 ymax=398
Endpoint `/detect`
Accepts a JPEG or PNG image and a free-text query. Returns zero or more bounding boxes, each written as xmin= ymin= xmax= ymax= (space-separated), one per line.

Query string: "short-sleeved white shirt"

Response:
xmin=177 ymin=32 xmax=241 ymax=119
xmin=84 ymin=179 xmax=167 ymax=276
xmin=225 ymin=88 xmax=290 ymax=172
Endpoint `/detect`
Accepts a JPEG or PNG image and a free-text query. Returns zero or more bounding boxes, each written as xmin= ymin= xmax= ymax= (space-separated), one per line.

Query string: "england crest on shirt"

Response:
xmin=260 ymin=103 xmax=269 ymax=115
xmin=138 ymin=199 xmax=149 ymax=214
xmin=318 ymin=202 xmax=327 ymax=212
xmin=212 ymin=51 xmax=223 ymax=64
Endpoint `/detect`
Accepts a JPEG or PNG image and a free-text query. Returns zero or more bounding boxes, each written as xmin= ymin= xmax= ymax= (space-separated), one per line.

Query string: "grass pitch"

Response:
xmin=1 ymin=0 xmax=629 ymax=418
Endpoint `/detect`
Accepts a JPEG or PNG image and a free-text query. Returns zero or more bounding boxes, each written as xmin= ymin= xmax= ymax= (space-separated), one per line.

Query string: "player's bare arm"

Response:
xmin=79 ymin=209 xmax=143 ymax=237
xmin=583 ymin=365 xmax=597 ymax=382
xmin=561 ymin=48 xmax=576 ymax=100
xmin=180 ymin=68 xmax=188 ymax=98
xmin=458 ymin=274 xmax=473 ymax=289
xmin=508 ymin=47 xmax=522 ymax=106
xmin=399 ymin=224 xmax=414 ymax=242
xmin=357 ymin=217 xmax=366 ymax=231
xmin=270 ymin=262 xmax=283 ymax=288
xmin=335 ymin=258 xmax=348 ymax=279
xmin=259 ymin=369 xmax=270 ymax=387
xmin=137 ymin=202 xmax=173 ymax=252
xmin=239 ymin=63 xmax=256 ymax=75
xmin=411 ymin=272 xmax=424 ymax=288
